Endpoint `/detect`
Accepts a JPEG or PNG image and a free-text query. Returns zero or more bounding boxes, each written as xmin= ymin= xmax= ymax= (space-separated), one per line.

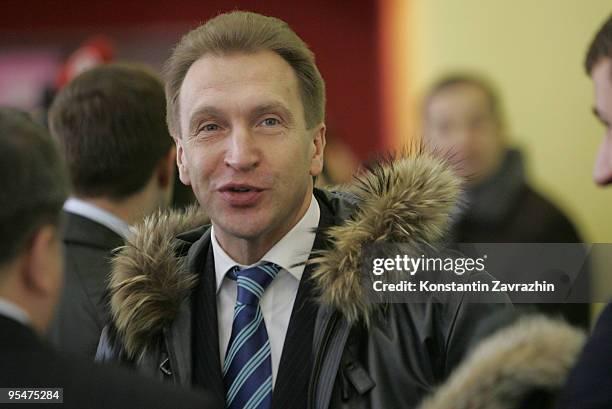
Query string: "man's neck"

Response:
xmin=81 ymin=197 xmax=132 ymax=224
xmin=77 ymin=186 xmax=160 ymax=226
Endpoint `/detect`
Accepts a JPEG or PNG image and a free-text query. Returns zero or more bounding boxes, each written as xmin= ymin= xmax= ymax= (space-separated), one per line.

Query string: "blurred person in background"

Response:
xmin=314 ymin=127 xmax=360 ymax=187
xmin=423 ymin=74 xmax=589 ymax=328
xmin=47 ymin=63 xmax=176 ymax=357
xmin=558 ymin=14 xmax=612 ymax=409
xmin=37 ymin=36 xmax=195 ymax=210
xmin=424 ymin=74 xmax=582 ymax=244
xmin=0 ymin=107 xmax=219 ymax=409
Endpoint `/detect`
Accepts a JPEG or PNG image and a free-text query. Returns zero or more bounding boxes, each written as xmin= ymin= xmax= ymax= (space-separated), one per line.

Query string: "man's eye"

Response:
xmin=201 ymin=123 xmax=220 ymax=132
xmin=261 ymin=118 xmax=280 ymax=126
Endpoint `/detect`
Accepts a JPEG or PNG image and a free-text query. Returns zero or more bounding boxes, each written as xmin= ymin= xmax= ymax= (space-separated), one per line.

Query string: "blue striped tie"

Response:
xmin=223 ymin=262 xmax=280 ymax=409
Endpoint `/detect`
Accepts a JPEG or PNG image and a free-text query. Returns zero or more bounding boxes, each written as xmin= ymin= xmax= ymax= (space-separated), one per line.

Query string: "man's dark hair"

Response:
xmin=0 ymin=108 xmax=69 ymax=266
xmin=424 ymin=73 xmax=504 ymax=126
xmin=48 ymin=63 xmax=173 ymax=200
xmin=585 ymin=14 xmax=612 ymax=75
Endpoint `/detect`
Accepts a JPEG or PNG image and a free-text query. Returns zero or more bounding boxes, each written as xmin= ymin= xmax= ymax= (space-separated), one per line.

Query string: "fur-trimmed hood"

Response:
xmin=109 ymin=150 xmax=461 ymax=358
xmin=416 ymin=316 xmax=586 ymax=409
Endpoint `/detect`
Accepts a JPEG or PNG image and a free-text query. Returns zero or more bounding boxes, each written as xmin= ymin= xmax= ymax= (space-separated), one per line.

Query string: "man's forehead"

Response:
xmin=429 ymin=85 xmax=490 ymax=116
xmin=179 ymin=51 xmax=301 ymax=115
xmin=592 ymin=58 xmax=612 ymax=119
xmin=182 ymin=52 xmax=297 ymax=92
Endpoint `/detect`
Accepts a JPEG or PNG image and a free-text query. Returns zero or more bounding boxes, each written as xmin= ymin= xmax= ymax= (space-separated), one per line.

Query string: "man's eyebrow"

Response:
xmin=252 ymin=102 xmax=295 ymax=124
xmin=188 ymin=106 xmax=224 ymax=132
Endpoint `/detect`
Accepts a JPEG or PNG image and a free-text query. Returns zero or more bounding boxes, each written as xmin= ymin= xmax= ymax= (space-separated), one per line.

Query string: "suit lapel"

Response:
xmin=271 ymin=193 xmax=336 ymax=409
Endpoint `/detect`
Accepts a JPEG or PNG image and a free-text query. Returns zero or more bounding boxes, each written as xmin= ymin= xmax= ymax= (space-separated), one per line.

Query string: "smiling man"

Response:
xmin=175 ymin=50 xmax=324 ymax=265
xmin=97 ymin=11 xmax=506 ymax=409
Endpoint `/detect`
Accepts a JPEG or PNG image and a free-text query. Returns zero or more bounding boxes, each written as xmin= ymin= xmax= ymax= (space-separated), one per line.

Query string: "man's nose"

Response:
xmin=593 ymin=133 xmax=612 ymax=186
xmin=224 ymin=127 xmax=260 ymax=171
xmin=447 ymin=127 xmax=471 ymax=156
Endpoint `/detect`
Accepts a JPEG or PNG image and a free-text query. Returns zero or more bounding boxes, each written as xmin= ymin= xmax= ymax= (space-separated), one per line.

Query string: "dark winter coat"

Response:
xmin=96 ymin=152 xmax=509 ymax=409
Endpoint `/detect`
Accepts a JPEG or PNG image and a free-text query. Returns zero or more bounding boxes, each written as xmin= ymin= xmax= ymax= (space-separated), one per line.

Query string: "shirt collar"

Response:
xmin=0 ymin=297 xmax=30 ymax=326
xmin=63 ymin=197 xmax=132 ymax=239
xmin=211 ymin=193 xmax=320 ymax=292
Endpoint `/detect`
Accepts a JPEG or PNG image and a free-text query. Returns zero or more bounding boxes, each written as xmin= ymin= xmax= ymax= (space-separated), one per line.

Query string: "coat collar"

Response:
xmin=62 ymin=211 xmax=125 ymax=251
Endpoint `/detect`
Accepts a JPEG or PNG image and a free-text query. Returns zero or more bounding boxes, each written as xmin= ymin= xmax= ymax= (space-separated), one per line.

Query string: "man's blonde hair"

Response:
xmin=164 ymin=11 xmax=326 ymax=137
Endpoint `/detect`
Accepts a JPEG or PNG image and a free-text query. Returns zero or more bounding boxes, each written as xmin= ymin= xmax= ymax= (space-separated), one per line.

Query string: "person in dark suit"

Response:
xmin=0 ymin=107 xmax=220 ymax=409
xmin=47 ymin=63 xmax=177 ymax=357
xmin=558 ymin=14 xmax=612 ymax=409
xmin=423 ymin=74 xmax=590 ymax=328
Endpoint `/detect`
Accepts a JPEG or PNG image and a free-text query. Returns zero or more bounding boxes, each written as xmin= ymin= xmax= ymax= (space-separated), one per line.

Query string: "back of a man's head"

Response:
xmin=0 ymin=108 xmax=68 ymax=332
xmin=0 ymin=108 xmax=68 ymax=267
xmin=48 ymin=63 xmax=173 ymax=200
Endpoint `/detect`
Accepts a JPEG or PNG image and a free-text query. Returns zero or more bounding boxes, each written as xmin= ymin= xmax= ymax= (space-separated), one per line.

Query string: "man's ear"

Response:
xmin=22 ymin=225 xmax=62 ymax=297
xmin=175 ymin=137 xmax=192 ymax=186
xmin=157 ymin=146 xmax=177 ymax=188
xmin=309 ymin=123 xmax=326 ymax=177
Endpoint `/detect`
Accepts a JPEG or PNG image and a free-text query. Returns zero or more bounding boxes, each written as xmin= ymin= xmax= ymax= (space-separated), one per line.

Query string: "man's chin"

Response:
xmin=213 ymin=217 xmax=269 ymax=241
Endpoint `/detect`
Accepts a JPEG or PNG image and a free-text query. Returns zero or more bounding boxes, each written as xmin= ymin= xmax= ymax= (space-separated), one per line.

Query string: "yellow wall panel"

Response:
xmin=392 ymin=0 xmax=612 ymax=244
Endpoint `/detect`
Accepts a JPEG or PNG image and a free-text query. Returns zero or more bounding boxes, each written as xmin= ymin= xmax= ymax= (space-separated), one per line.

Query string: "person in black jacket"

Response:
xmin=558 ymin=14 xmax=612 ymax=409
xmin=47 ymin=63 xmax=177 ymax=357
xmin=0 ymin=107 xmax=220 ymax=409
xmin=423 ymin=74 xmax=590 ymax=328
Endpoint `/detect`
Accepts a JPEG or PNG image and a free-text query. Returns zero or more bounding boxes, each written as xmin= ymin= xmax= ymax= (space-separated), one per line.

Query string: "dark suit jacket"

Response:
xmin=0 ymin=315 xmax=221 ymax=409
xmin=49 ymin=211 xmax=124 ymax=357
xmin=558 ymin=302 xmax=612 ymax=409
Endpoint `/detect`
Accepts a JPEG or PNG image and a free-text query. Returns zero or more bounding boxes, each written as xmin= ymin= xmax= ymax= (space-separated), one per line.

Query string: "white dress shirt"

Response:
xmin=211 ymin=194 xmax=320 ymax=388
xmin=0 ymin=297 xmax=30 ymax=326
xmin=63 ymin=197 xmax=132 ymax=239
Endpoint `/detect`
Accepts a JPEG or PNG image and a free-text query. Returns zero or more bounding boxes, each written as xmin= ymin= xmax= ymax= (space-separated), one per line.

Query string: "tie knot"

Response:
xmin=231 ymin=263 xmax=280 ymax=305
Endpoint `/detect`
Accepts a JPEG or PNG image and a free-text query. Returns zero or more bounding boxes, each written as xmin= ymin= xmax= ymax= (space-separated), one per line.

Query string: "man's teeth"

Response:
xmin=230 ymin=187 xmax=251 ymax=192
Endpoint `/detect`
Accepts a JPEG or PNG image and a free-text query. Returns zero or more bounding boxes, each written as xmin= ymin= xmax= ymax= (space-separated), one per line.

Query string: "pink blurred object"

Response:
xmin=0 ymin=51 xmax=58 ymax=109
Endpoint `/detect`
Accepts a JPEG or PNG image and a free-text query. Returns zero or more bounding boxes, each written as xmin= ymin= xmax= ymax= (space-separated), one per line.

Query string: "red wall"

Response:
xmin=2 ymin=0 xmax=383 ymax=159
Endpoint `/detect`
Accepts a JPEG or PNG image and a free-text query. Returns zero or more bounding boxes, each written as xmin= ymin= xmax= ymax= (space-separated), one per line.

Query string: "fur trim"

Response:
xmin=109 ymin=205 xmax=208 ymax=358
xmin=310 ymin=147 xmax=461 ymax=324
xmin=416 ymin=316 xmax=586 ymax=409
xmin=109 ymin=148 xmax=461 ymax=356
